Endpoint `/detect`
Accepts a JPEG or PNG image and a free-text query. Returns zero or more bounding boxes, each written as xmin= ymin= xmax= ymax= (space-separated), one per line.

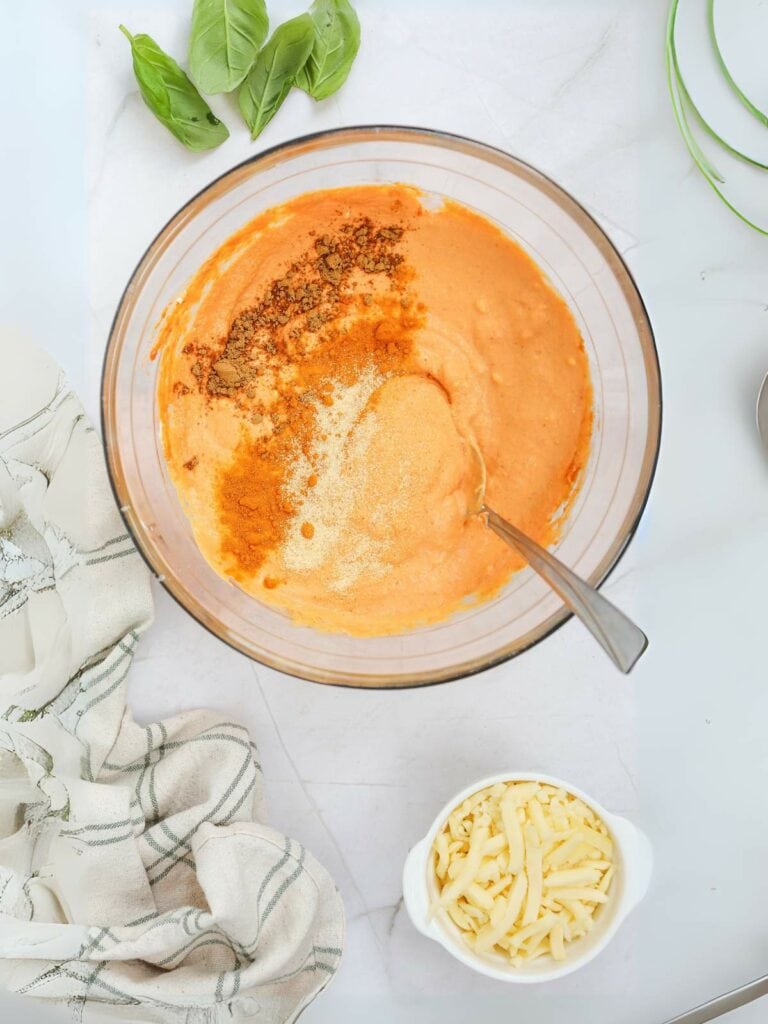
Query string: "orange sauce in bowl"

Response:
xmin=156 ymin=185 xmax=592 ymax=636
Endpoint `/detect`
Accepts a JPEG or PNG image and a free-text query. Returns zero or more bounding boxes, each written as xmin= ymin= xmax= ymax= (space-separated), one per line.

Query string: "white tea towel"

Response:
xmin=0 ymin=335 xmax=344 ymax=1022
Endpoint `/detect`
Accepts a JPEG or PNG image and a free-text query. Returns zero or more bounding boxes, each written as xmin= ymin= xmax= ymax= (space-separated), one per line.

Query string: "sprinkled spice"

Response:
xmin=199 ymin=219 xmax=404 ymax=400
xmin=179 ymin=215 xmax=421 ymax=580
xmin=281 ymin=365 xmax=386 ymax=583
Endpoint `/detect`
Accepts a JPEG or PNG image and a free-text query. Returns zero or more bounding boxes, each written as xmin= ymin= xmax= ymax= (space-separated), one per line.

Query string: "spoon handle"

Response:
xmin=484 ymin=507 xmax=647 ymax=674
xmin=661 ymin=974 xmax=768 ymax=1024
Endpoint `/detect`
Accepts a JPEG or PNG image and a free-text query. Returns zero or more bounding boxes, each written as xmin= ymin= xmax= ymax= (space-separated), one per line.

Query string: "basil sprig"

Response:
xmin=238 ymin=14 xmax=315 ymax=139
xmin=119 ymin=26 xmax=229 ymax=152
xmin=188 ymin=0 xmax=269 ymax=95
xmin=296 ymin=0 xmax=360 ymax=101
xmin=119 ymin=0 xmax=360 ymax=151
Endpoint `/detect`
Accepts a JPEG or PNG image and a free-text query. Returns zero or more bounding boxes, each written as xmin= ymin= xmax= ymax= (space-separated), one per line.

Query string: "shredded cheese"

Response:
xmin=430 ymin=780 xmax=616 ymax=967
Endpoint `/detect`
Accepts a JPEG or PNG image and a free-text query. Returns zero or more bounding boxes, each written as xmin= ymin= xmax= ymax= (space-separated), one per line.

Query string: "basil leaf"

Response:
xmin=119 ymin=26 xmax=229 ymax=152
xmin=296 ymin=0 xmax=360 ymax=102
xmin=188 ymin=0 xmax=269 ymax=95
xmin=238 ymin=14 xmax=315 ymax=140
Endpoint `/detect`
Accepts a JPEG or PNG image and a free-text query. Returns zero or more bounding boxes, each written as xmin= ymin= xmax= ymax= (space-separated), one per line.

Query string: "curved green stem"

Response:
xmin=666 ymin=0 xmax=768 ymax=235
xmin=677 ymin=67 xmax=768 ymax=172
xmin=708 ymin=0 xmax=768 ymax=128
xmin=666 ymin=0 xmax=724 ymax=180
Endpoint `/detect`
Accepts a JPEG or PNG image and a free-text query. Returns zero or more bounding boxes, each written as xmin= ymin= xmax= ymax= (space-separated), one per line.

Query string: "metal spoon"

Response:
xmin=661 ymin=973 xmax=768 ymax=1024
xmin=757 ymin=371 xmax=768 ymax=451
xmin=468 ymin=442 xmax=648 ymax=674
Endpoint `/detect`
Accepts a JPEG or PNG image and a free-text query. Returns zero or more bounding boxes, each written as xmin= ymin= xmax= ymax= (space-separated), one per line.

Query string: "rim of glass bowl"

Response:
xmin=101 ymin=125 xmax=662 ymax=689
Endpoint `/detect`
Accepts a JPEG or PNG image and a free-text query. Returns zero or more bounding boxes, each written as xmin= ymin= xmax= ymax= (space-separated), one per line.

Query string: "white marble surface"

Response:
xmin=3 ymin=0 xmax=768 ymax=1021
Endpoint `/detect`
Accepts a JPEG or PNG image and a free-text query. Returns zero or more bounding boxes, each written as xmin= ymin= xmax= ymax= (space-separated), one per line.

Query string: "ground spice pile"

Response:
xmin=197 ymin=219 xmax=406 ymax=399
xmin=179 ymin=216 xmax=423 ymax=582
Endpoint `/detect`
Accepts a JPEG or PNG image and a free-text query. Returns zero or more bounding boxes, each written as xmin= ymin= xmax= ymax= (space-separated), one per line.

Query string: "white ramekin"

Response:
xmin=402 ymin=772 xmax=653 ymax=983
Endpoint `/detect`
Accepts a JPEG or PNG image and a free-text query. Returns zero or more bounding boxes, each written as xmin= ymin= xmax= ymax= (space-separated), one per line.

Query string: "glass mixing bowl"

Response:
xmin=102 ymin=126 xmax=661 ymax=688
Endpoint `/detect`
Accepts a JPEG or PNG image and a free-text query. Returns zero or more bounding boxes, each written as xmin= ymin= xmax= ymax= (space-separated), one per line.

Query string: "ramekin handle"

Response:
xmin=610 ymin=814 xmax=654 ymax=911
xmin=402 ymin=838 xmax=432 ymax=936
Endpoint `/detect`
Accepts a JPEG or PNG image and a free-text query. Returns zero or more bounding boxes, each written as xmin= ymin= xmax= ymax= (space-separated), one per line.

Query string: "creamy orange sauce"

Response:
xmin=156 ymin=185 xmax=592 ymax=636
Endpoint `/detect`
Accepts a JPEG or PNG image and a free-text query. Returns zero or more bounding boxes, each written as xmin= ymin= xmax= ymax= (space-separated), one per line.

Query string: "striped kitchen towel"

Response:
xmin=0 ymin=335 xmax=344 ymax=1022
